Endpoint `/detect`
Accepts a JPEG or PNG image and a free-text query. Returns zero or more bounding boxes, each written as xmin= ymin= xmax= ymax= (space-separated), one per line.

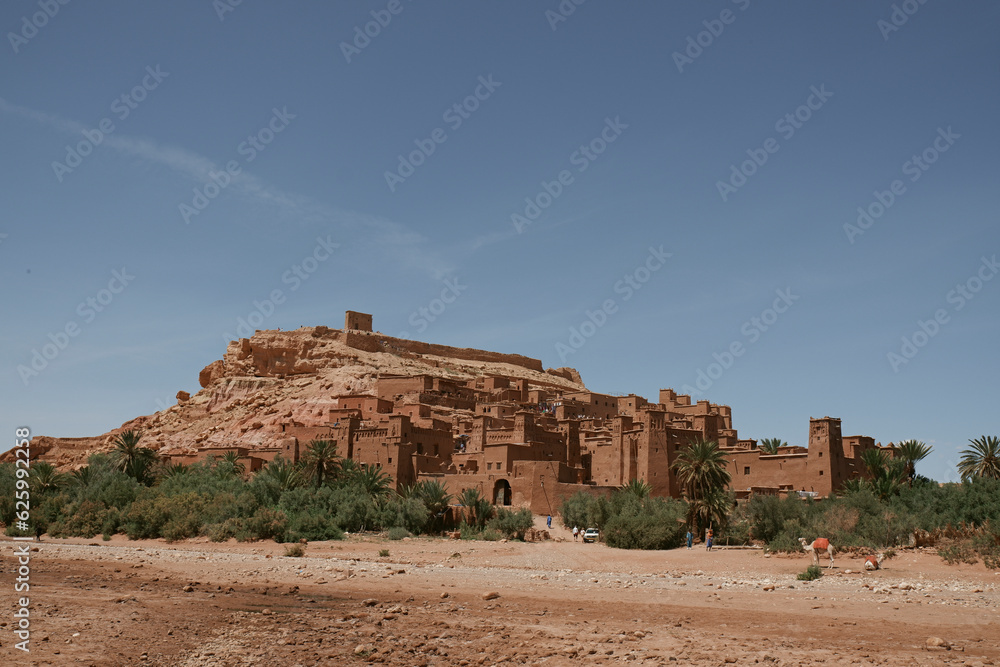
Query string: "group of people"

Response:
xmin=543 ymin=515 xmax=584 ymax=542
xmin=685 ymin=528 xmax=713 ymax=550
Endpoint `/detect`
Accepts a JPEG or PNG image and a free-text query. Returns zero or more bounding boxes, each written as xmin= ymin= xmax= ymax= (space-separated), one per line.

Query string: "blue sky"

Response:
xmin=2 ymin=1 xmax=997 ymax=481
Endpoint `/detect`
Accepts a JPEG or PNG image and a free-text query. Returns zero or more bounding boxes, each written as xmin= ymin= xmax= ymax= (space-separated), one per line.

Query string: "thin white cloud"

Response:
xmin=0 ymin=97 xmax=454 ymax=280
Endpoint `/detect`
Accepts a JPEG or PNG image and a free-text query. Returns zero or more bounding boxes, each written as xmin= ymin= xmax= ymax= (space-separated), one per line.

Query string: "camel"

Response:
xmin=799 ymin=537 xmax=835 ymax=568
xmin=864 ymin=553 xmax=885 ymax=571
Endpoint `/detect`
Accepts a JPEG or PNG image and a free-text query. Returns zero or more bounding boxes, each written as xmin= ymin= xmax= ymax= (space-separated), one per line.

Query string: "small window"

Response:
xmin=819 ymin=452 xmax=823 ymax=458
xmin=388 ymin=458 xmax=392 ymax=464
xmin=819 ymin=470 xmax=824 ymax=476
xmin=744 ymin=466 xmax=750 ymax=475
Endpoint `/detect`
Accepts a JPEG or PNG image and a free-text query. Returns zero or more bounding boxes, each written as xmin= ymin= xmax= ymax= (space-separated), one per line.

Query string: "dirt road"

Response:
xmin=2 ymin=534 xmax=997 ymax=666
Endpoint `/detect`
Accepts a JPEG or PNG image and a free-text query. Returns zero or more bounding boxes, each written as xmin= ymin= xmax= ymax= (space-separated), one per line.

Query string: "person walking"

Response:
xmin=686 ymin=529 xmax=693 ymax=549
xmin=547 ymin=515 xmax=552 ymax=529
xmin=572 ymin=526 xmax=579 ymax=541
xmin=706 ymin=528 xmax=714 ymax=552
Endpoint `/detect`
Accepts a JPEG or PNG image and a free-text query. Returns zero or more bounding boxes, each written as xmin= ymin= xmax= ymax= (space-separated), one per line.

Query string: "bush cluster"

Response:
xmin=4 ymin=446 xmax=1000 ymax=568
xmin=560 ymin=487 xmax=687 ymax=550
xmin=746 ymin=477 xmax=1000 ymax=568
xmin=0 ymin=453 xmax=459 ymax=544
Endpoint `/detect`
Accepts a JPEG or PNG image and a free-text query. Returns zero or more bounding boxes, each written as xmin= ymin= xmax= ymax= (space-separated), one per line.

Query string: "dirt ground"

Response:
xmin=2 ymin=520 xmax=998 ymax=666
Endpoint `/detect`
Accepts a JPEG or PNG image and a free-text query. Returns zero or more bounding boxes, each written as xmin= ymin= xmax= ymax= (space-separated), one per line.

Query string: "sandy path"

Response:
xmin=2 ymin=534 xmax=997 ymax=666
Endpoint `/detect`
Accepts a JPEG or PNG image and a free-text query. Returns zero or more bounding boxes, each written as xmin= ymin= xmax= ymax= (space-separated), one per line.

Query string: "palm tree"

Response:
xmin=619 ymin=479 xmax=651 ymax=498
xmin=672 ymin=439 xmax=732 ymax=533
xmin=688 ymin=486 xmax=733 ymax=535
xmin=157 ymin=462 xmax=189 ymax=481
xmin=301 ymin=439 xmax=339 ymax=488
xmin=840 ymin=477 xmax=868 ymax=495
xmin=958 ymin=435 xmax=1000 ymax=480
xmin=255 ymin=456 xmax=303 ymax=498
xmin=30 ymin=462 xmax=67 ymax=495
xmin=860 ymin=448 xmax=889 ymax=478
xmin=857 ymin=448 xmax=906 ymax=500
xmin=337 ymin=458 xmax=361 ymax=478
xmin=111 ymin=430 xmax=157 ymax=484
xmin=893 ymin=440 xmax=932 ymax=486
xmin=111 ymin=430 xmax=143 ymax=471
xmin=348 ymin=464 xmax=393 ymax=497
xmin=457 ymin=487 xmax=494 ymax=528
xmin=71 ymin=466 xmax=94 ymax=488
xmin=758 ymin=438 xmax=787 ymax=455
xmin=405 ymin=479 xmax=452 ymax=525
xmin=219 ymin=451 xmax=246 ymax=478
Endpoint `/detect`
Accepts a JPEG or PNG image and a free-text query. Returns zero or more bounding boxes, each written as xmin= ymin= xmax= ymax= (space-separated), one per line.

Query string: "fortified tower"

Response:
xmin=344 ymin=310 xmax=373 ymax=331
xmin=807 ymin=417 xmax=844 ymax=496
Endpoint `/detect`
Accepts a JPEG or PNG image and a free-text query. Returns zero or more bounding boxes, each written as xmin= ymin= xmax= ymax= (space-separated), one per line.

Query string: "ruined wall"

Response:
xmin=340 ymin=331 xmax=545 ymax=373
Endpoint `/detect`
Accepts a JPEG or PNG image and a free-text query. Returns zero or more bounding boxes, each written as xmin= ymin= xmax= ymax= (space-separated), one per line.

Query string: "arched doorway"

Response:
xmin=493 ymin=479 xmax=512 ymax=506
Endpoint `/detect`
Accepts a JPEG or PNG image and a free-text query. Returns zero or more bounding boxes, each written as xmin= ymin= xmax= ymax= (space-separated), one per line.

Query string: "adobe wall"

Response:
xmin=377 ymin=375 xmax=434 ymax=399
xmin=422 ymin=461 xmax=603 ymax=514
xmin=344 ymin=311 xmax=373 ymax=332
xmin=336 ymin=331 xmax=545 ymax=373
xmin=726 ymin=451 xmax=812 ymax=493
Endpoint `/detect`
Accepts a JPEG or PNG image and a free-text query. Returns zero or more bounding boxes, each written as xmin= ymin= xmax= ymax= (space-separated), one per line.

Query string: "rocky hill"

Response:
xmin=8 ymin=326 xmax=585 ymax=469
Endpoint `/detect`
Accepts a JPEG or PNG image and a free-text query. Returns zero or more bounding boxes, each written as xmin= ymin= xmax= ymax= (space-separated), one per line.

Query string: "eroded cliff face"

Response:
xmin=6 ymin=326 xmax=585 ymax=469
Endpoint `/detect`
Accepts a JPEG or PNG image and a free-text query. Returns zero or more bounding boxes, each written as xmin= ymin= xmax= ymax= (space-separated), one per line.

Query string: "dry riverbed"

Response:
xmin=2 ymin=532 xmax=998 ymax=666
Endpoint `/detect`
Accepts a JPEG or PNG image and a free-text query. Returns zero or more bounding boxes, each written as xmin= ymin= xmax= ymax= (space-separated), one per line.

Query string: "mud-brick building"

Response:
xmin=328 ymin=414 xmax=454 ymax=489
xmin=258 ymin=313 xmax=883 ymax=513
xmin=722 ymin=417 xmax=879 ymax=498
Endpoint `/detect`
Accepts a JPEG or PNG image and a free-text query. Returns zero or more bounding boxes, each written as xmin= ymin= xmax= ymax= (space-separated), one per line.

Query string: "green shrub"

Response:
xmin=797 ymin=564 xmax=823 ymax=581
xmin=379 ymin=548 xmax=389 ymax=557
xmin=748 ymin=494 xmax=806 ymax=544
xmin=377 ymin=496 xmax=430 ymax=534
xmin=486 ymin=507 xmax=533 ymax=540
xmin=282 ymin=511 xmax=343 ymax=543
xmin=329 ymin=490 xmax=378 ymax=533
xmin=603 ymin=497 xmax=686 ymax=550
xmin=120 ymin=495 xmax=168 ymax=540
xmin=48 ymin=500 xmax=110 ymax=538
xmin=560 ymin=491 xmax=609 ymax=531
xmin=101 ymin=508 xmax=121 ymax=538
xmin=207 ymin=522 xmax=235 ymax=542
xmin=387 ymin=526 xmax=409 ymax=540
xmin=284 ymin=543 xmax=305 ymax=557
xmin=242 ymin=507 xmax=287 ymax=541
